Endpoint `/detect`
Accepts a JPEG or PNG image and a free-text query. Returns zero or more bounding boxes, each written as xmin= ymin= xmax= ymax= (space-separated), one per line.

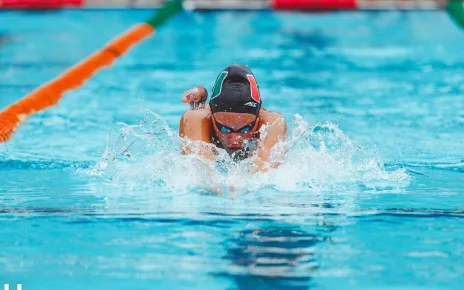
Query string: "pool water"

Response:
xmin=1 ymin=9 xmax=464 ymax=290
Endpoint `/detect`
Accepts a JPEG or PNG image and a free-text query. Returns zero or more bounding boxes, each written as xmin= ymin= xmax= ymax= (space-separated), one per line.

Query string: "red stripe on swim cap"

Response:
xmin=247 ymin=74 xmax=260 ymax=103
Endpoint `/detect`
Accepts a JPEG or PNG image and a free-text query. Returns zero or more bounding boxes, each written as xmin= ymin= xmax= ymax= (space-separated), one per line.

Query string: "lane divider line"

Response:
xmin=0 ymin=0 xmax=183 ymax=143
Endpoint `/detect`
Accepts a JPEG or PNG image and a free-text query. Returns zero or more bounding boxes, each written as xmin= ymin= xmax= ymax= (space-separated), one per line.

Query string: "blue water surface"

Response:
xmin=0 ymin=9 xmax=464 ymax=290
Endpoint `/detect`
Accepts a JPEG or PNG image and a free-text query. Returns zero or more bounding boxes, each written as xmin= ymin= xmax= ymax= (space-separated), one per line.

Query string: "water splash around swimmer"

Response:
xmin=82 ymin=110 xmax=409 ymax=197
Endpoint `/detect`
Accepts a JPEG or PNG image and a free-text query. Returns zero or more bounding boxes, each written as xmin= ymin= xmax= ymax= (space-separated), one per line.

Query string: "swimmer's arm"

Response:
xmin=252 ymin=111 xmax=287 ymax=173
xmin=179 ymin=108 xmax=215 ymax=161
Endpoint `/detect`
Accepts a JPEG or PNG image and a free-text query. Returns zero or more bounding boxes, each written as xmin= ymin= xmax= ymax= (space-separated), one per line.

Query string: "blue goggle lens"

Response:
xmin=220 ymin=126 xmax=231 ymax=133
xmin=215 ymin=119 xmax=256 ymax=134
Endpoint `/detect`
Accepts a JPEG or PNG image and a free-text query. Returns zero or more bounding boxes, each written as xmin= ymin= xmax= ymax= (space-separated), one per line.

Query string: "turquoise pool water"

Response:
xmin=1 ymin=9 xmax=464 ymax=290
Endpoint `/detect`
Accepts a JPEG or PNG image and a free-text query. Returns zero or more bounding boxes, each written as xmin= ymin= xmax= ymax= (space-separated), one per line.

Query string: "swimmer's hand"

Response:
xmin=181 ymin=86 xmax=208 ymax=110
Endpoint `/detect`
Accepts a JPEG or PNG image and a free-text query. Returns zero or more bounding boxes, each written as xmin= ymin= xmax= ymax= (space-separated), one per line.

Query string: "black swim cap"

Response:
xmin=209 ymin=64 xmax=262 ymax=115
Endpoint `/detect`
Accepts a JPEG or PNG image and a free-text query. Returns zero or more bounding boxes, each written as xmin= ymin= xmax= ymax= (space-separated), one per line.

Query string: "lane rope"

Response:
xmin=447 ymin=0 xmax=464 ymax=29
xmin=0 ymin=0 xmax=183 ymax=143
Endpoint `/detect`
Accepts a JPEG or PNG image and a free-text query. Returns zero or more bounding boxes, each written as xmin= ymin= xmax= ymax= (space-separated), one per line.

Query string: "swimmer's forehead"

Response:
xmin=213 ymin=112 xmax=257 ymax=130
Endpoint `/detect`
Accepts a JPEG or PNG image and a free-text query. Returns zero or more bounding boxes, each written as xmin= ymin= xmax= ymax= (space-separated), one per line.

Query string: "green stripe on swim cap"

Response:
xmin=211 ymin=71 xmax=228 ymax=99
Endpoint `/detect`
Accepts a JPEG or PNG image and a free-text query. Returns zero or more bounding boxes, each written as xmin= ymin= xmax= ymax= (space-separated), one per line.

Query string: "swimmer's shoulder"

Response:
xmin=180 ymin=106 xmax=213 ymax=142
xmin=258 ymin=108 xmax=286 ymax=126
xmin=181 ymin=106 xmax=212 ymax=122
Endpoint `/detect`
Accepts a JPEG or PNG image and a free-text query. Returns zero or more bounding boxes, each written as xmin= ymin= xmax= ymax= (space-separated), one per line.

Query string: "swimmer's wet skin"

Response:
xmin=179 ymin=64 xmax=287 ymax=174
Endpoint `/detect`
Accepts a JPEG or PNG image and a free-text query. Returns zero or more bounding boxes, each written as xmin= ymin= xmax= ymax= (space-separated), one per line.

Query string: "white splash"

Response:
xmin=81 ymin=110 xmax=409 ymax=197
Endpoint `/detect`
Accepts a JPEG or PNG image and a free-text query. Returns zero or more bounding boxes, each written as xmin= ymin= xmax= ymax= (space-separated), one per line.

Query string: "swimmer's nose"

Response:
xmin=229 ymin=134 xmax=244 ymax=147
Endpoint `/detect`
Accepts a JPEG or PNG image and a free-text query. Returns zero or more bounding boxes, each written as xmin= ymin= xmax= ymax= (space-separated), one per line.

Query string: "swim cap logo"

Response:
xmin=211 ymin=71 xmax=228 ymax=99
xmin=246 ymin=74 xmax=260 ymax=103
xmin=244 ymin=102 xmax=257 ymax=107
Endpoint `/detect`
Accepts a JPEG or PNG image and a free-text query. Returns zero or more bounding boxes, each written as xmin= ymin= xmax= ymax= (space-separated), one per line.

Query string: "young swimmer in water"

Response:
xmin=179 ymin=64 xmax=287 ymax=174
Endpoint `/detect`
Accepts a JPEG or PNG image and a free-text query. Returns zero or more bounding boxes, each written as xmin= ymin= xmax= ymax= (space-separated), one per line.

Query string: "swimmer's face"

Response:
xmin=212 ymin=112 xmax=259 ymax=152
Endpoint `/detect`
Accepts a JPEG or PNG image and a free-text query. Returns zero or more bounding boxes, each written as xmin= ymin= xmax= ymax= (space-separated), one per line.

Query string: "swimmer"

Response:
xmin=179 ymin=64 xmax=287 ymax=174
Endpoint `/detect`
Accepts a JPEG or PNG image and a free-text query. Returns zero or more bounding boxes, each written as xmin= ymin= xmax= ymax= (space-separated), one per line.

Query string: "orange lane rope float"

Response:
xmin=0 ymin=0 xmax=183 ymax=143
